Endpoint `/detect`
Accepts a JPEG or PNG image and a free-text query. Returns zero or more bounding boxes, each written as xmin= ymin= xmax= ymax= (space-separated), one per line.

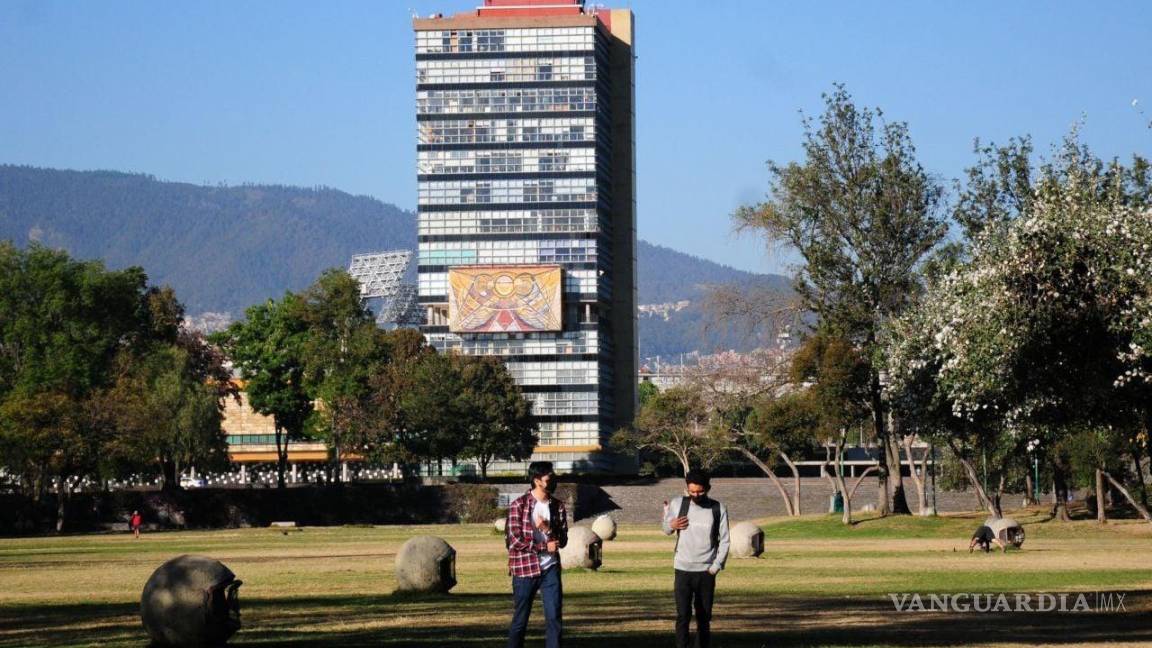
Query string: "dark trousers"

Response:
xmin=508 ymin=564 xmax=563 ymax=648
xmin=674 ymin=569 xmax=716 ymax=648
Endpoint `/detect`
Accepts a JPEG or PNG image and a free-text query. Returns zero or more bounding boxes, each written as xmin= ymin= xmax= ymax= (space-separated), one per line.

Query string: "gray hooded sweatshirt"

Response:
xmin=662 ymin=495 xmax=730 ymax=573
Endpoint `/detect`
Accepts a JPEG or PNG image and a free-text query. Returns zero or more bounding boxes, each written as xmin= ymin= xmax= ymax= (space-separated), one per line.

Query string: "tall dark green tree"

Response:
xmin=101 ymin=344 xmax=230 ymax=489
xmin=0 ymin=242 xmax=159 ymax=530
xmin=734 ymin=86 xmax=947 ymax=515
xmin=213 ymin=294 xmax=312 ymax=489
xmin=336 ymin=329 xmax=435 ymax=473
xmin=457 ymin=356 xmax=537 ymax=481
xmin=294 ymin=270 xmax=390 ymax=479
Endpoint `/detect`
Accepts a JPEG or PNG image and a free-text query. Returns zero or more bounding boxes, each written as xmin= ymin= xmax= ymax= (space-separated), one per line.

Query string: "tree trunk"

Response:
xmin=56 ymin=488 xmax=67 ymax=533
xmin=479 ymin=457 xmax=490 ymax=482
xmin=274 ymin=425 xmax=288 ymax=490
xmin=36 ymin=462 xmax=49 ymax=501
xmin=1096 ymin=468 xmax=1107 ymax=524
xmin=992 ymin=474 xmax=1006 ymax=519
xmin=820 ymin=448 xmax=839 ymax=495
xmin=1131 ymin=438 xmax=1150 ymax=510
xmin=1052 ymin=459 xmax=1072 ymax=521
xmin=780 ymin=451 xmax=802 ymax=516
xmin=1101 ymin=471 xmax=1152 ymax=524
xmin=870 ymin=373 xmax=891 ymax=516
xmin=947 ymin=438 xmax=998 ymax=517
xmin=901 ymin=434 xmax=929 ymax=515
xmin=833 ymin=431 xmax=852 ymax=525
xmin=160 ymin=459 xmax=179 ymax=491
xmin=739 ymin=448 xmax=795 ymax=516
xmin=849 ymin=465 xmax=879 ymax=500
xmin=887 ymin=416 xmax=911 ymax=515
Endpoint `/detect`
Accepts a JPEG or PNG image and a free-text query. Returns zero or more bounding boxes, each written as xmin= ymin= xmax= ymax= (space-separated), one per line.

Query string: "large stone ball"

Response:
xmin=591 ymin=515 xmax=617 ymax=541
xmin=395 ymin=536 xmax=457 ymax=593
xmin=559 ymin=527 xmax=602 ymax=570
xmin=731 ymin=521 xmax=765 ymax=558
xmin=984 ymin=517 xmax=1025 ymax=548
xmin=494 ymin=517 xmax=507 ymax=533
xmin=140 ymin=554 xmax=242 ymax=647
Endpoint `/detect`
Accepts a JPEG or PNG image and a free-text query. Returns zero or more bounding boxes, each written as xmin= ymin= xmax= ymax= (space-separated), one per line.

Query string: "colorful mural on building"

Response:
xmin=448 ymin=265 xmax=563 ymax=333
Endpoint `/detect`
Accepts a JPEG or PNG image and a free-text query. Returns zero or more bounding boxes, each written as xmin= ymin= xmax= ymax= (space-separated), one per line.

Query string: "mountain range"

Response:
xmin=0 ymin=164 xmax=789 ymax=360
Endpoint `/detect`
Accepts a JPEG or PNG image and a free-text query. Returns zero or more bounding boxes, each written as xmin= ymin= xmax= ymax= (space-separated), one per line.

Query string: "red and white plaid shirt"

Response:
xmin=505 ymin=490 xmax=568 ymax=578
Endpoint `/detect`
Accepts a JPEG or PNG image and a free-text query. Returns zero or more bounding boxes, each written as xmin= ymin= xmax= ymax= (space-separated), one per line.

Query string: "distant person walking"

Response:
xmin=662 ymin=470 xmax=730 ymax=648
xmin=505 ymin=461 xmax=568 ymax=648
xmin=130 ymin=510 xmax=143 ymax=539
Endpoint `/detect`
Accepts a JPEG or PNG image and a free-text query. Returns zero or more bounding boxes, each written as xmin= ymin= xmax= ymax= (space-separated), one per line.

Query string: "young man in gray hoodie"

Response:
xmin=662 ymin=470 xmax=730 ymax=648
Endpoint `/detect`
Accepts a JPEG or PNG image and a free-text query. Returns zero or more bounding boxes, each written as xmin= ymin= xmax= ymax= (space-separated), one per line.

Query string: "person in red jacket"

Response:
xmin=130 ymin=510 xmax=142 ymax=539
xmin=504 ymin=461 xmax=568 ymax=648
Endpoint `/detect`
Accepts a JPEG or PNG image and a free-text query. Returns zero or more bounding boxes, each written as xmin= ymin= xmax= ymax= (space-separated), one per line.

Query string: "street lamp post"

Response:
xmin=1026 ymin=439 xmax=1041 ymax=505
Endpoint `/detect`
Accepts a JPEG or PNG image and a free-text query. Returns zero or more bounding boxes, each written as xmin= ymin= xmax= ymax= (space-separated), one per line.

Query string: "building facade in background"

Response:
xmin=414 ymin=0 xmax=637 ymax=473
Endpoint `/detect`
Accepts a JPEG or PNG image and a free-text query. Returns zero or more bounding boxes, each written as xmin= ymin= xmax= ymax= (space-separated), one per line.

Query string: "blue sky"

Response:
xmin=3 ymin=1 xmax=1150 ymax=275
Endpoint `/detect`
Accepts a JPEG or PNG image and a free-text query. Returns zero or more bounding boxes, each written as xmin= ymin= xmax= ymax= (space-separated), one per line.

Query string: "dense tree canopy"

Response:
xmin=886 ymin=136 xmax=1152 ymax=521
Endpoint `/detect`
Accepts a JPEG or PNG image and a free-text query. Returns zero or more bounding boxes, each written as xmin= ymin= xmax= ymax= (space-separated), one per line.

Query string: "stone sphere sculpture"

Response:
xmin=494 ymin=517 xmax=507 ymax=533
xmin=140 ymin=554 xmax=243 ymax=647
xmin=731 ymin=522 xmax=765 ymax=558
xmin=559 ymin=527 xmax=603 ymax=570
xmin=590 ymin=515 xmax=617 ymax=541
xmin=395 ymin=536 xmax=457 ymax=593
xmin=984 ymin=517 xmax=1025 ymax=548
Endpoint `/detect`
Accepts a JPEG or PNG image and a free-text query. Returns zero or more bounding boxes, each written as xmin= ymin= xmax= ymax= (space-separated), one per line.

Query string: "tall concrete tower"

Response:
xmin=414 ymin=0 xmax=636 ymax=473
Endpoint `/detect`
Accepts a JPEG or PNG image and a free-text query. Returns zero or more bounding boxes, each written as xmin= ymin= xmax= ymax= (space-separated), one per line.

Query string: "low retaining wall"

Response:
xmin=1 ymin=477 xmax=1004 ymax=534
xmin=0 ymin=483 xmax=502 ymax=535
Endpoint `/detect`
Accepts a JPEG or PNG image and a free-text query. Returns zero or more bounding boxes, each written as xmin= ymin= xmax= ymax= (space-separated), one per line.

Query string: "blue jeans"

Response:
xmin=507 ymin=564 xmax=562 ymax=648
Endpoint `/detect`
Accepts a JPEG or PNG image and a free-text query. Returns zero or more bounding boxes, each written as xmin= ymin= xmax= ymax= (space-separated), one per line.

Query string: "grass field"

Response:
xmin=1 ymin=509 xmax=1150 ymax=647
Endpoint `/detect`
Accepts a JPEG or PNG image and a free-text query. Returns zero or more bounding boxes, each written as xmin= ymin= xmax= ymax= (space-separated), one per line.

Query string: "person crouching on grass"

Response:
xmin=969 ymin=524 xmax=1006 ymax=553
xmin=505 ymin=461 xmax=568 ymax=648
xmin=663 ymin=470 xmax=730 ymax=648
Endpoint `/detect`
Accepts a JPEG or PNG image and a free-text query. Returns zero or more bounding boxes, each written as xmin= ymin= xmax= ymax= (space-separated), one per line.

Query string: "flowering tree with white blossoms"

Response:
xmin=887 ymin=137 xmax=1152 ymax=522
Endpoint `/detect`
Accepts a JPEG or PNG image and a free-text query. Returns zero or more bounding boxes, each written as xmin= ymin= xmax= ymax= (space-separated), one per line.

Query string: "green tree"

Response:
xmin=734 ymin=86 xmax=947 ymax=515
xmin=100 ymin=344 xmax=230 ymax=490
xmin=457 ymin=356 xmax=538 ymax=480
xmin=790 ymin=335 xmax=872 ymax=524
xmin=294 ymin=269 xmax=390 ymax=479
xmin=395 ymin=351 xmax=467 ymax=474
xmin=733 ymin=392 xmax=820 ymax=516
xmin=336 ymin=329 xmax=435 ymax=473
xmin=886 ymin=134 xmax=1152 ymax=523
xmin=638 ymin=380 xmax=659 ymax=407
xmin=0 ymin=242 xmax=160 ymax=530
xmin=213 ymin=294 xmax=312 ymax=489
xmin=613 ymin=385 xmax=725 ymax=475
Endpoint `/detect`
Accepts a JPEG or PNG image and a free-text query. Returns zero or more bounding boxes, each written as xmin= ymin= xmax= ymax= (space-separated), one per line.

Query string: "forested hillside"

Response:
xmin=0 ymin=165 xmax=415 ymax=315
xmin=0 ymin=165 xmax=789 ymax=358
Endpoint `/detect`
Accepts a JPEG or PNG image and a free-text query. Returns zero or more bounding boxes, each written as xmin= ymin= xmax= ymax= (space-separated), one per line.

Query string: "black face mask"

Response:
xmin=544 ymin=479 xmax=558 ymax=494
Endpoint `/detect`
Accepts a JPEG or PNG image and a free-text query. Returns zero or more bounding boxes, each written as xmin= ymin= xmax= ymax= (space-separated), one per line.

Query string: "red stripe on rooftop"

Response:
xmin=479 ymin=0 xmax=585 ymax=17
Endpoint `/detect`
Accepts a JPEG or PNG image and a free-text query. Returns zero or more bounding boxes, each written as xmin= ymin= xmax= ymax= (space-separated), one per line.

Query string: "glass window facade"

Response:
xmin=417 ymin=86 xmax=600 ymax=115
xmin=416 ymin=56 xmax=598 ymax=85
xmin=418 ymin=208 xmax=601 ymax=236
xmin=416 ymin=27 xmax=597 ymax=54
xmin=418 ymin=116 xmax=597 ymax=145
xmin=418 ymin=147 xmax=600 ymax=175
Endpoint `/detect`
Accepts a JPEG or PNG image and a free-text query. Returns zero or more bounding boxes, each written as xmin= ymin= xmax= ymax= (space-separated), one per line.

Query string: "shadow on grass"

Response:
xmin=1 ymin=590 xmax=1148 ymax=647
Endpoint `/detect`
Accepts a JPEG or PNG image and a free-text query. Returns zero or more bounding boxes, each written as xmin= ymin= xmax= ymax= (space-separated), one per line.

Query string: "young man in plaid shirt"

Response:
xmin=505 ymin=461 xmax=568 ymax=648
